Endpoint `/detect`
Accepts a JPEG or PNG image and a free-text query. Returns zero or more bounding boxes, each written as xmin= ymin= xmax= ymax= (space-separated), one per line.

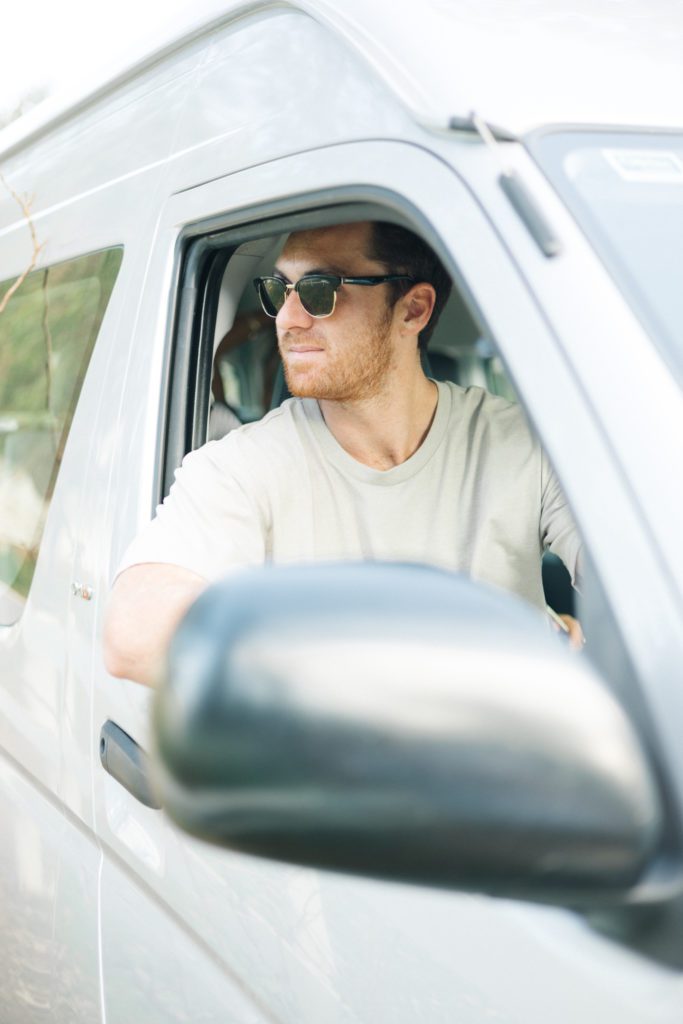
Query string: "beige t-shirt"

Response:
xmin=119 ymin=381 xmax=581 ymax=611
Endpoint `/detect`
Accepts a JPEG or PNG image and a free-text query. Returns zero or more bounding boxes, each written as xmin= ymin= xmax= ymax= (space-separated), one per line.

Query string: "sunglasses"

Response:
xmin=252 ymin=273 xmax=415 ymax=319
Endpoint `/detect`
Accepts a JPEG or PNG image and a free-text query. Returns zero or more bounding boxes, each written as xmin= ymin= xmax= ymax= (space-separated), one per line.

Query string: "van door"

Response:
xmin=93 ymin=139 xmax=682 ymax=1022
xmin=0 ymin=241 xmax=122 ymax=1021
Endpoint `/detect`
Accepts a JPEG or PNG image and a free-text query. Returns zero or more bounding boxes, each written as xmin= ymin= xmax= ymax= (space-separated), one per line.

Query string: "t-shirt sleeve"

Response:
xmin=116 ymin=435 xmax=267 ymax=581
xmin=540 ymin=451 xmax=584 ymax=590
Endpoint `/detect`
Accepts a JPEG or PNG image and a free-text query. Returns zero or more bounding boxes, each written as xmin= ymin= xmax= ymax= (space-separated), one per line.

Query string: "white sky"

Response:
xmin=1 ymin=0 xmax=192 ymax=115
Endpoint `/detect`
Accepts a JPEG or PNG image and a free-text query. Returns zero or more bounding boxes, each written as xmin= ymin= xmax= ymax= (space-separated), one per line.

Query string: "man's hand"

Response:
xmin=103 ymin=563 xmax=208 ymax=687
xmin=557 ymin=613 xmax=585 ymax=651
xmin=546 ymin=604 xmax=584 ymax=651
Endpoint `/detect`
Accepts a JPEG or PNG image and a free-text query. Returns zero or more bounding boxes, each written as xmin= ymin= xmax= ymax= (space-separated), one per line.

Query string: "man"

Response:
xmin=104 ymin=221 xmax=582 ymax=686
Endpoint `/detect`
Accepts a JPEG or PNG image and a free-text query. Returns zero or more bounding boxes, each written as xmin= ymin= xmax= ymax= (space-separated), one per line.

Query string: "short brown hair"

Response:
xmin=367 ymin=222 xmax=452 ymax=349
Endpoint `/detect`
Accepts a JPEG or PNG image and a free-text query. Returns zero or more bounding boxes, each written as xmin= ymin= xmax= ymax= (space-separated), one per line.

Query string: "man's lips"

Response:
xmin=285 ymin=345 xmax=325 ymax=355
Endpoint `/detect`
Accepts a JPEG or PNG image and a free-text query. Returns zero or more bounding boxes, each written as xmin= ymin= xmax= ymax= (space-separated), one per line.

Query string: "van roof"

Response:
xmin=3 ymin=0 xmax=683 ymax=159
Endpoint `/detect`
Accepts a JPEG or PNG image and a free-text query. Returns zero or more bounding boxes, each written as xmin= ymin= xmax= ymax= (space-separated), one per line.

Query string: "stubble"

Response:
xmin=280 ymin=310 xmax=394 ymax=403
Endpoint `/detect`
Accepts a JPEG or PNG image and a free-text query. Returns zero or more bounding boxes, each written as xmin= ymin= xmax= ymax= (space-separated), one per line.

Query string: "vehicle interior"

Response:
xmin=205 ymin=234 xmax=518 ymax=435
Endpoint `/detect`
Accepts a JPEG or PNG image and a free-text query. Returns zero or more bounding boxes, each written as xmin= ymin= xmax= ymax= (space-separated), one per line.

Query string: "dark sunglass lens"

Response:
xmin=298 ymin=277 xmax=336 ymax=317
xmin=260 ymin=278 xmax=286 ymax=316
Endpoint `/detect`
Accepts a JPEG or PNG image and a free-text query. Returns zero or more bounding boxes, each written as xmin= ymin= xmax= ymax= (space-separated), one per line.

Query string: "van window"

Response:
xmin=172 ymin=221 xmax=577 ymax=625
xmin=206 ymin=236 xmax=517 ymax=441
xmin=0 ymin=248 xmax=123 ymax=625
xmin=532 ymin=130 xmax=683 ymax=386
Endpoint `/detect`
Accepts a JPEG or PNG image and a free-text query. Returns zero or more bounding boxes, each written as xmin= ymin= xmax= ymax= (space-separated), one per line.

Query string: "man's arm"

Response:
xmin=540 ymin=454 xmax=583 ymax=590
xmin=539 ymin=454 xmax=585 ymax=650
xmin=103 ymin=563 xmax=208 ymax=687
xmin=104 ymin=431 xmax=270 ymax=687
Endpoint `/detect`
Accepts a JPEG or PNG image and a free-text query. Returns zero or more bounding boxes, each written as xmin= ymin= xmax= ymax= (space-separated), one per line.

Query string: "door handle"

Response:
xmin=99 ymin=720 xmax=162 ymax=809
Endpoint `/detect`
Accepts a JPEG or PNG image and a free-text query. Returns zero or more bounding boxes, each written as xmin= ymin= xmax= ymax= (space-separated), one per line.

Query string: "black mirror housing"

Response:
xmin=154 ymin=563 xmax=662 ymax=903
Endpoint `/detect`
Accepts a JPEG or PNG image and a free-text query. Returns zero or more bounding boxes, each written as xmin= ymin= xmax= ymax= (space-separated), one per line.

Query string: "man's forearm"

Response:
xmin=103 ymin=563 xmax=208 ymax=687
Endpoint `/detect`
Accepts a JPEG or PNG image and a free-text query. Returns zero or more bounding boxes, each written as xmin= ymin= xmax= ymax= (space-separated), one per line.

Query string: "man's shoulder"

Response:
xmin=172 ymin=399 xmax=311 ymax=514
xmin=205 ymin=397 xmax=311 ymax=469
xmin=443 ymin=381 xmax=540 ymax=456
xmin=445 ymin=380 xmax=525 ymax=424
xmin=237 ymin=397 xmax=309 ymax=436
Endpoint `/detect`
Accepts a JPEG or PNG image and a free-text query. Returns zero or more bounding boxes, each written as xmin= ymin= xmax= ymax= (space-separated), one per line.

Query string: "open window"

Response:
xmin=162 ymin=202 xmax=581 ymax=630
xmin=202 ymin=234 xmax=520 ymax=445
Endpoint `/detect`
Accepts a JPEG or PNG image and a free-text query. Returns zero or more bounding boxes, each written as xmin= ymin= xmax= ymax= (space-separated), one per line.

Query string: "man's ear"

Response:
xmin=400 ymin=283 xmax=436 ymax=337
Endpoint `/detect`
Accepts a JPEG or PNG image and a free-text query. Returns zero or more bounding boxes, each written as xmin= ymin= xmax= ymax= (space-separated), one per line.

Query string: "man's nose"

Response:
xmin=275 ymin=287 xmax=314 ymax=332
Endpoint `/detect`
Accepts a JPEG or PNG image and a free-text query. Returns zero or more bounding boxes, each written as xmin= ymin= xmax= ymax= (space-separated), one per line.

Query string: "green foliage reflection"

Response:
xmin=0 ymin=248 xmax=122 ymax=624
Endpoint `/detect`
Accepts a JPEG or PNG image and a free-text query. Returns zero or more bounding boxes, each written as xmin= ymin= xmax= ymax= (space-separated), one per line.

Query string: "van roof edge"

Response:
xmin=2 ymin=0 xmax=683 ymax=162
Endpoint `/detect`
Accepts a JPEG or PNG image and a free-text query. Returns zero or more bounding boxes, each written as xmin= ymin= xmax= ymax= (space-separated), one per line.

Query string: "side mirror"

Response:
xmin=153 ymin=563 xmax=662 ymax=904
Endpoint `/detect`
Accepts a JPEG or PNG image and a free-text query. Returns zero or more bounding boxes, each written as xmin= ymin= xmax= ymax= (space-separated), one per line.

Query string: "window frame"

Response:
xmin=160 ymin=190 xmax=494 ymax=501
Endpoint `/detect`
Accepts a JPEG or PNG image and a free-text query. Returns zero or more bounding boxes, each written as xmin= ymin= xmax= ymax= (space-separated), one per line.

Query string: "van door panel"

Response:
xmin=0 ymin=754 xmax=101 ymax=1023
xmin=0 ymin=225 xmax=125 ymax=1020
xmin=94 ymin=141 xmax=681 ymax=1022
xmin=100 ymin=854 xmax=268 ymax=1024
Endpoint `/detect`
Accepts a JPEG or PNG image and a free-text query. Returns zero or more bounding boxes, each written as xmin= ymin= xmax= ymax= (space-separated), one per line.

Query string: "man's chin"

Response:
xmin=285 ymin=377 xmax=365 ymax=403
xmin=283 ymin=363 xmax=327 ymax=399
xmin=285 ymin=376 xmax=327 ymax=400
xmin=282 ymin=359 xmax=382 ymax=403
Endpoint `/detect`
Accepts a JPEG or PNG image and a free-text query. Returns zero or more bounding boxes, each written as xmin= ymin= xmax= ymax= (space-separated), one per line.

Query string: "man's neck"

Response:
xmin=318 ymin=370 xmax=439 ymax=471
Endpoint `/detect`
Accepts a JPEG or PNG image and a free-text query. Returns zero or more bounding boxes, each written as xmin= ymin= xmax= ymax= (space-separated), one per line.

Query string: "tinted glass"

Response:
xmin=0 ymin=248 xmax=123 ymax=625
xmin=298 ymin=277 xmax=336 ymax=316
xmin=260 ymin=278 xmax=285 ymax=316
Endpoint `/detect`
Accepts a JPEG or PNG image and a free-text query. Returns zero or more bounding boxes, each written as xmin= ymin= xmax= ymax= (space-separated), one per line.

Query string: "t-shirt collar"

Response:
xmin=303 ymin=380 xmax=452 ymax=485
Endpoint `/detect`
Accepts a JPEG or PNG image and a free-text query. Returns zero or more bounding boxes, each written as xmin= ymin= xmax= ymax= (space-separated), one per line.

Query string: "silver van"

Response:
xmin=1 ymin=1 xmax=682 ymax=1020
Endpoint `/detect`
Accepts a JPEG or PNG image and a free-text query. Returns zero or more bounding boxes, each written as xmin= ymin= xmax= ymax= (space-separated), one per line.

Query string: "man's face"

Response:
xmin=274 ymin=222 xmax=398 ymax=402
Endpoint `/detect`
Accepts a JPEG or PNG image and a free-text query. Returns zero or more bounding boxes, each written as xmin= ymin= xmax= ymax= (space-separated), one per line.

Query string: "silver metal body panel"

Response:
xmin=2 ymin=0 xmax=683 ymax=159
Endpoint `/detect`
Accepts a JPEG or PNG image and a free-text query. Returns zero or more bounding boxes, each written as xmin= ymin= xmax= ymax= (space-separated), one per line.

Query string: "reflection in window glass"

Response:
xmin=0 ymin=248 xmax=122 ymax=625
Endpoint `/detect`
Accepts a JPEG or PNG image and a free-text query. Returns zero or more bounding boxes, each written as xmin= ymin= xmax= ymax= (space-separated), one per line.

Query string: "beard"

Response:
xmin=280 ymin=312 xmax=394 ymax=403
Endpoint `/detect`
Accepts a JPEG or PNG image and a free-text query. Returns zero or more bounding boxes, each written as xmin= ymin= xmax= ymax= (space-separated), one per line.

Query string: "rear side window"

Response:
xmin=0 ymin=248 xmax=122 ymax=625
